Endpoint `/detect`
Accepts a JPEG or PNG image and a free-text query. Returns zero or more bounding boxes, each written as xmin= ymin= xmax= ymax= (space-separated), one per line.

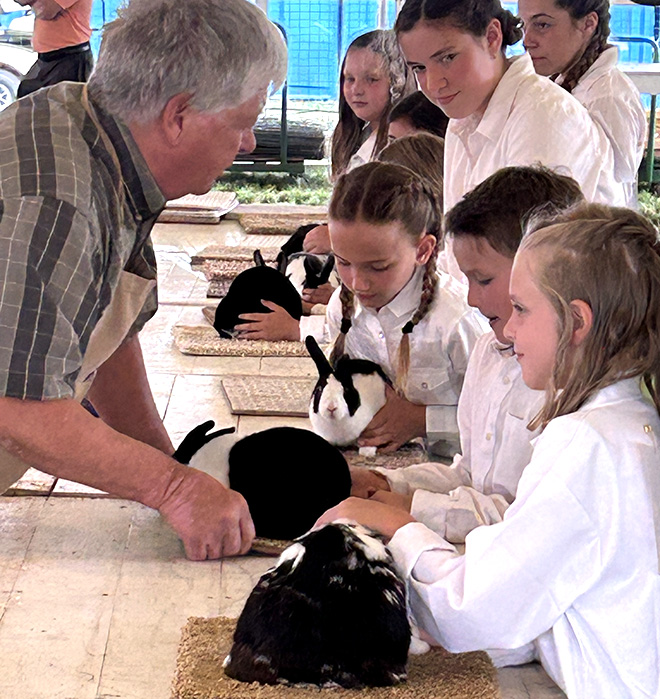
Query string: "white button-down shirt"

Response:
xmin=389 ymin=378 xmax=660 ymax=698
xmin=378 ymin=331 xmax=545 ymax=543
xmin=570 ymin=47 xmax=647 ymax=209
xmin=443 ymin=53 xmax=625 ymax=213
xmin=326 ymin=267 xmax=487 ymax=454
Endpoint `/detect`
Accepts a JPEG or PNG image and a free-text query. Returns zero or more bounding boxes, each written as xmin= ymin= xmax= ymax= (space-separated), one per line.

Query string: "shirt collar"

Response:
xmin=354 ymin=266 xmax=425 ymax=321
xmin=448 ymin=53 xmax=535 ymax=144
xmin=84 ymin=88 xmax=166 ymax=221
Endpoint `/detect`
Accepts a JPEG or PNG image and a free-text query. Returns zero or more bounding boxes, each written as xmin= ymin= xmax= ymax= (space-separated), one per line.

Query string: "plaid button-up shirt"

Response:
xmin=0 ymin=82 xmax=166 ymax=401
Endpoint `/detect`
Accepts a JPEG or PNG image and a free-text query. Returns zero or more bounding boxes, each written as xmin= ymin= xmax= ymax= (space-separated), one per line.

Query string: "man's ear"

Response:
xmin=160 ymin=93 xmax=194 ymax=147
xmin=416 ymin=234 xmax=436 ymax=265
xmin=569 ymin=299 xmax=593 ymax=346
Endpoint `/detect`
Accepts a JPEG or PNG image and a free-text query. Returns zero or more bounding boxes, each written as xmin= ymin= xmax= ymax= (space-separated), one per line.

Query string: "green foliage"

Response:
xmin=213 ymin=168 xmax=332 ymax=205
xmin=638 ymin=191 xmax=660 ymax=228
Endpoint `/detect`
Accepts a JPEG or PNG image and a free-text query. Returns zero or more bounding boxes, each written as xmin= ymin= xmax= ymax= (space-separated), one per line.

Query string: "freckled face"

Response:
xmin=398 ymin=20 xmax=504 ymax=119
xmin=453 ymin=235 xmax=514 ymax=344
xmin=329 ymin=218 xmax=433 ymax=311
xmin=519 ymin=0 xmax=596 ymax=77
xmin=503 ymin=249 xmax=560 ymax=390
xmin=342 ymin=48 xmax=392 ymax=127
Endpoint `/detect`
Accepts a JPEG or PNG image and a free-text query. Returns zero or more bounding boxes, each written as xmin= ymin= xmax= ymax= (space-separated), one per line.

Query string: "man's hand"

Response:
xmin=157 ymin=465 xmax=255 ymax=560
xmin=315 ymin=496 xmax=415 ymax=540
xmin=358 ymin=387 xmax=426 ymax=453
xmin=31 ymin=0 xmax=64 ymax=20
xmin=302 ymin=224 xmax=331 ymax=254
xmin=234 ymin=300 xmax=300 ymax=341
xmin=349 ymin=466 xmax=390 ymax=498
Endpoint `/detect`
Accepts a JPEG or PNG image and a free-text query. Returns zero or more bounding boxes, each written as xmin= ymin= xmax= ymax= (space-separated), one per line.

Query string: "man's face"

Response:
xmin=177 ymin=91 xmax=265 ymax=196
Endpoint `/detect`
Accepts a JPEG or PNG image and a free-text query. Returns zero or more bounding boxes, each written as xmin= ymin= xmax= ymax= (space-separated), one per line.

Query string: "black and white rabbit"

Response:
xmin=223 ymin=521 xmax=411 ymax=688
xmin=283 ymin=251 xmax=339 ymax=297
xmin=213 ymin=249 xmax=302 ymax=339
xmin=173 ymin=422 xmax=351 ymax=541
xmin=306 ymin=335 xmax=392 ymax=447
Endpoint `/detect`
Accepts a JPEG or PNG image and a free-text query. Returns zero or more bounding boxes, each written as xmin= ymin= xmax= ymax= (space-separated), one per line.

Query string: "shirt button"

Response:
xmin=486 ymin=432 xmax=492 ymax=441
xmin=378 ymin=332 xmax=385 ymax=340
xmin=503 ymin=376 xmax=510 ymax=385
xmin=421 ymin=382 xmax=428 ymax=389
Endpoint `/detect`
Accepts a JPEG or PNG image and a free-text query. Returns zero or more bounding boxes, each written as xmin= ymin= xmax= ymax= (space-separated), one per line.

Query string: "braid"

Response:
xmin=329 ymin=283 xmax=355 ymax=366
xmin=554 ymin=1 xmax=610 ymax=94
xmin=395 ymin=234 xmax=441 ymax=395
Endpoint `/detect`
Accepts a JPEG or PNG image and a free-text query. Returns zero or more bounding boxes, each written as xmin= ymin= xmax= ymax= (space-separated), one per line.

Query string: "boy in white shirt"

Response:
xmin=352 ymin=165 xmax=585 ymax=543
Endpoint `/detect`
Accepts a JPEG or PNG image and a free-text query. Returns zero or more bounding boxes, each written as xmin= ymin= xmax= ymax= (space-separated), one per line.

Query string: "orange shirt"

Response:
xmin=32 ymin=0 xmax=93 ymax=54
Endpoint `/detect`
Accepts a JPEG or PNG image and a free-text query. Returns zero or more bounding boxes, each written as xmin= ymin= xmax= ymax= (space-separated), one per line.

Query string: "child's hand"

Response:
xmin=235 ymin=300 xmax=300 ymax=341
xmin=302 ymin=224 xmax=331 ymax=254
xmin=370 ymin=490 xmax=413 ymax=513
xmin=302 ymin=282 xmax=335 ymax=306
xmin=350 ymin=466 xmax=390 ymax=498
xmin=358 ymin=387 xmax=426 ymax=453
xmin=315 ymin=496 xmax=415 ymax=540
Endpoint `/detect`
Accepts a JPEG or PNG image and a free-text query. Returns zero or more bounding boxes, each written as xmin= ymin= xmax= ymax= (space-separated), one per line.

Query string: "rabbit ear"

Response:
xmin=318 ymin=254 xmax=335 ymax=285
xmin=305 ymin=335 xmax=333 ymax=379
xmin=275 ymin=251 xmax=288 ymax=275
xmin=173 ymin=421 xmax=236 ymax=464
xmin=253 ymin=249 xmax=266 ymax=267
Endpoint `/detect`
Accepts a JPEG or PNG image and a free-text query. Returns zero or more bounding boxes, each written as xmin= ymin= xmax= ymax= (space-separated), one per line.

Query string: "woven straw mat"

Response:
xmin=221 ymin=376 xmax=316 ymax=417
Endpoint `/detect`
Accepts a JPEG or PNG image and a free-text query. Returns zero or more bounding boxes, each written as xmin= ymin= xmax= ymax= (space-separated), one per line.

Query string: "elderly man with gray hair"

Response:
xmin=0 ymin=0 xmax=287 ymax=560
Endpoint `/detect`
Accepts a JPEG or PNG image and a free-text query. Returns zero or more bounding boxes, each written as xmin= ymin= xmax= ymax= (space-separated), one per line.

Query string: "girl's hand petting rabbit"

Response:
xmin=316 ymin=497 xmax=415 ymax=541
xmin=358 ymin=386 xmax=426 ymax=453
xmin=235 ymin=300 xmax=300 ymax=340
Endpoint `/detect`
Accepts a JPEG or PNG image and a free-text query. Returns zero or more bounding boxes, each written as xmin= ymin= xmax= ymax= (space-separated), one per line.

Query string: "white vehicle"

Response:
xmin=0 ymin=4 xmax=35 ymax=110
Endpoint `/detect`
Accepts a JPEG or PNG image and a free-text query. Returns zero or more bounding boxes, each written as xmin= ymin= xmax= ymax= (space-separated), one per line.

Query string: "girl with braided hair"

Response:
xmin=325 ymin=161 xmax=486 ymax=455
xmin=519 ymin=0 xmax=646 ymax=209
xmin=394 ymin=0 xmax=625 ymax=280
xmin=319 ymin=202 xmax=660 ymax=696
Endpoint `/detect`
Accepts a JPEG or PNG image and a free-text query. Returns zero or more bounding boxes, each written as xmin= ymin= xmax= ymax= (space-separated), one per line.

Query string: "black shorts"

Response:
xmin=17 ymin=42 xmax=93 ymax=99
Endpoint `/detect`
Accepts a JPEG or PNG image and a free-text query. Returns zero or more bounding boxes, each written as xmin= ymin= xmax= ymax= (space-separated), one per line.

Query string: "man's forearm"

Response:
xmin=0 ymin=396 xmax=180 ymax=509
xmin=86 ymin=334 xmax=173 ymax=455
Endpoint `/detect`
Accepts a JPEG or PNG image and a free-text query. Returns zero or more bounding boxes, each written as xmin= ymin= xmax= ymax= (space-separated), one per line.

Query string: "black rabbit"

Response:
xmin=223 ymin=521 xmax=411 ymax=688
xmin=173 ymin=422 xmax=351 ymax=541
xmin=213 ymin=250 xmax=302 ymax=338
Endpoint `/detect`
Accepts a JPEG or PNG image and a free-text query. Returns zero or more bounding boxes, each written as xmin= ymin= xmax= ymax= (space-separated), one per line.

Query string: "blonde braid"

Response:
xmin=329 ymin=283 xmax=355 ymax=367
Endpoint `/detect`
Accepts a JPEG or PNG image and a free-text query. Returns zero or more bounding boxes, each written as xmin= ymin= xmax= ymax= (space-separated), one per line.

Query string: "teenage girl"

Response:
xmin=387 ymin=90 xmax=449 ymax=141
xmin=319 ymin=203 xmax=660 ymax=698
xmin=519 ymin=0 xmax=646 ymax=209
xmin=393 ymin=0 xmax=625 ymax=214
xmin=325 ymin=161 xmax=486 ymax=455
xmin=304 ymin=29 xmax=416 ymax=256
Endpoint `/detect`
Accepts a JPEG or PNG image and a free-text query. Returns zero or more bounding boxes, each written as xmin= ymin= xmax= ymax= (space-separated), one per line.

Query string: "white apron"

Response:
xmin=0 ymin=272 xmax=155 ymax=493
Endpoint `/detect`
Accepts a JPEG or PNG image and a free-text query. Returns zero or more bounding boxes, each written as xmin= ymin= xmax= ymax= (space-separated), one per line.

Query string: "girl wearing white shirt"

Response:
xmin=319 ymin=203 xmax=660 ymax=698
xmin=326 ymin=161 xmax=486 ymax=456
xmin=393 ymin=0 xmax=625 ymax=215
xmin=519 ymin=0 xmax=646 ymax=209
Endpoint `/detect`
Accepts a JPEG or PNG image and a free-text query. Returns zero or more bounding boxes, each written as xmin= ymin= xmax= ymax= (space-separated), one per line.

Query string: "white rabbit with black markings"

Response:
xmin=305 ymin=335 xmax=392 ymax=448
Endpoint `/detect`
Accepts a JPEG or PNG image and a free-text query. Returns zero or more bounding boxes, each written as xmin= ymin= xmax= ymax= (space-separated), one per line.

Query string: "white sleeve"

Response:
xmin=387 ymin=419 xmax=603 ymax=652
xmin=299 ymin=314 xmax=329 ymax=343
xmin=374 ymin=456 xmax=471 ymax=496
xmin=411 ymin=486 xmax=510 ymax=543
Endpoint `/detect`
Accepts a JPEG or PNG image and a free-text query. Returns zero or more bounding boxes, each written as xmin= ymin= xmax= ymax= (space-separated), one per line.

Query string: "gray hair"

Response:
xmin=87 ymin=0 xmax=287 ymax=122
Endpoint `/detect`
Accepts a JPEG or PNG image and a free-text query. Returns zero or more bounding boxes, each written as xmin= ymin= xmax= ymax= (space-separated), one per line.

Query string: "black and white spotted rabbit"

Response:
xmin=223 ymin=521 xmax=411 ymax=688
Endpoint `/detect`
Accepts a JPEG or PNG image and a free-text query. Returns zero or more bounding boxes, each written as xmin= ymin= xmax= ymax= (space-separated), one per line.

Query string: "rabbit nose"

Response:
xmin=327 ymin=406 xmax=337 ymax=415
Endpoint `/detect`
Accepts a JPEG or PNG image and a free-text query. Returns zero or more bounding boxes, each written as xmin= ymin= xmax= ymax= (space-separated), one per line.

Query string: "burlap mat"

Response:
xmin=207 ymin=280 xmax=232 ymax=299
xmin=191 ymin=246 xmax=281 ymax=268
xmin=342 ymin=443 xmax=428 ymax=470
xmin=158 ymin=209 xmax=225 ymax=224
xmin=172 ymin=324 xmax=316 ymax=357
xmin=221 ymin=376 xmax=316 ymax=417
xmin=158 ymin=192 xmax=239 ymax=224
xmin=250 ymin=537 xmax=290 ymax=556
xmin=238 ymin=212 xmax=325 ymax=236
xmin=171 ymin=616 xmax=500 ymax=699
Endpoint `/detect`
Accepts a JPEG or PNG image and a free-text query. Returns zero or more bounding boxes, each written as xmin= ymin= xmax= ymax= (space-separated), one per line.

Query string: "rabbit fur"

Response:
xmin=223 ymin=521 xmax=411 ymax=688
xmin=213 ymin=249 xmax=302 ymax=338
xmin=173 ymin=422 xmax=351 ymax=541
xmin=306 ymin=335 xmax=392 ymax=447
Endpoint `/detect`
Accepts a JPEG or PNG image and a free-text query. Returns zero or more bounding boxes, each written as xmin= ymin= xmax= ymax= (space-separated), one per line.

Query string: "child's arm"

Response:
xmin=234 ymin=301 xmax=300 ymax=341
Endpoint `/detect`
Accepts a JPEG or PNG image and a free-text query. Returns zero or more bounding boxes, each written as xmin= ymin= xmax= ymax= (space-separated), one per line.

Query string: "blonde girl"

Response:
xmin=326 ymin=161 xmax=485 ymax=455
xmin=519 ymin=0 xmax=646 ymax=209
xmin=319 ymin=203 xmax=660 ymax=697
xmin=393 ymin=0 xmax=624 ymax=216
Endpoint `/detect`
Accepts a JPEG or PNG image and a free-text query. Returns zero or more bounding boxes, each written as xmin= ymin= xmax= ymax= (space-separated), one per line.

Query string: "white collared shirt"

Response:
xmin=347 ymin=129 xmax=378 ymax=172
xmin=569 ymin=47 xmax=647 ymax=209
xmin=325 ymin=268 xmax=487 ymax=454
xmin=443 ymin=53 xmax=626 ymax=213
xmin=379 ymin=331 xmax=545 ymax=543
xmin=388 ymin=378 xmax=660 ymax=698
